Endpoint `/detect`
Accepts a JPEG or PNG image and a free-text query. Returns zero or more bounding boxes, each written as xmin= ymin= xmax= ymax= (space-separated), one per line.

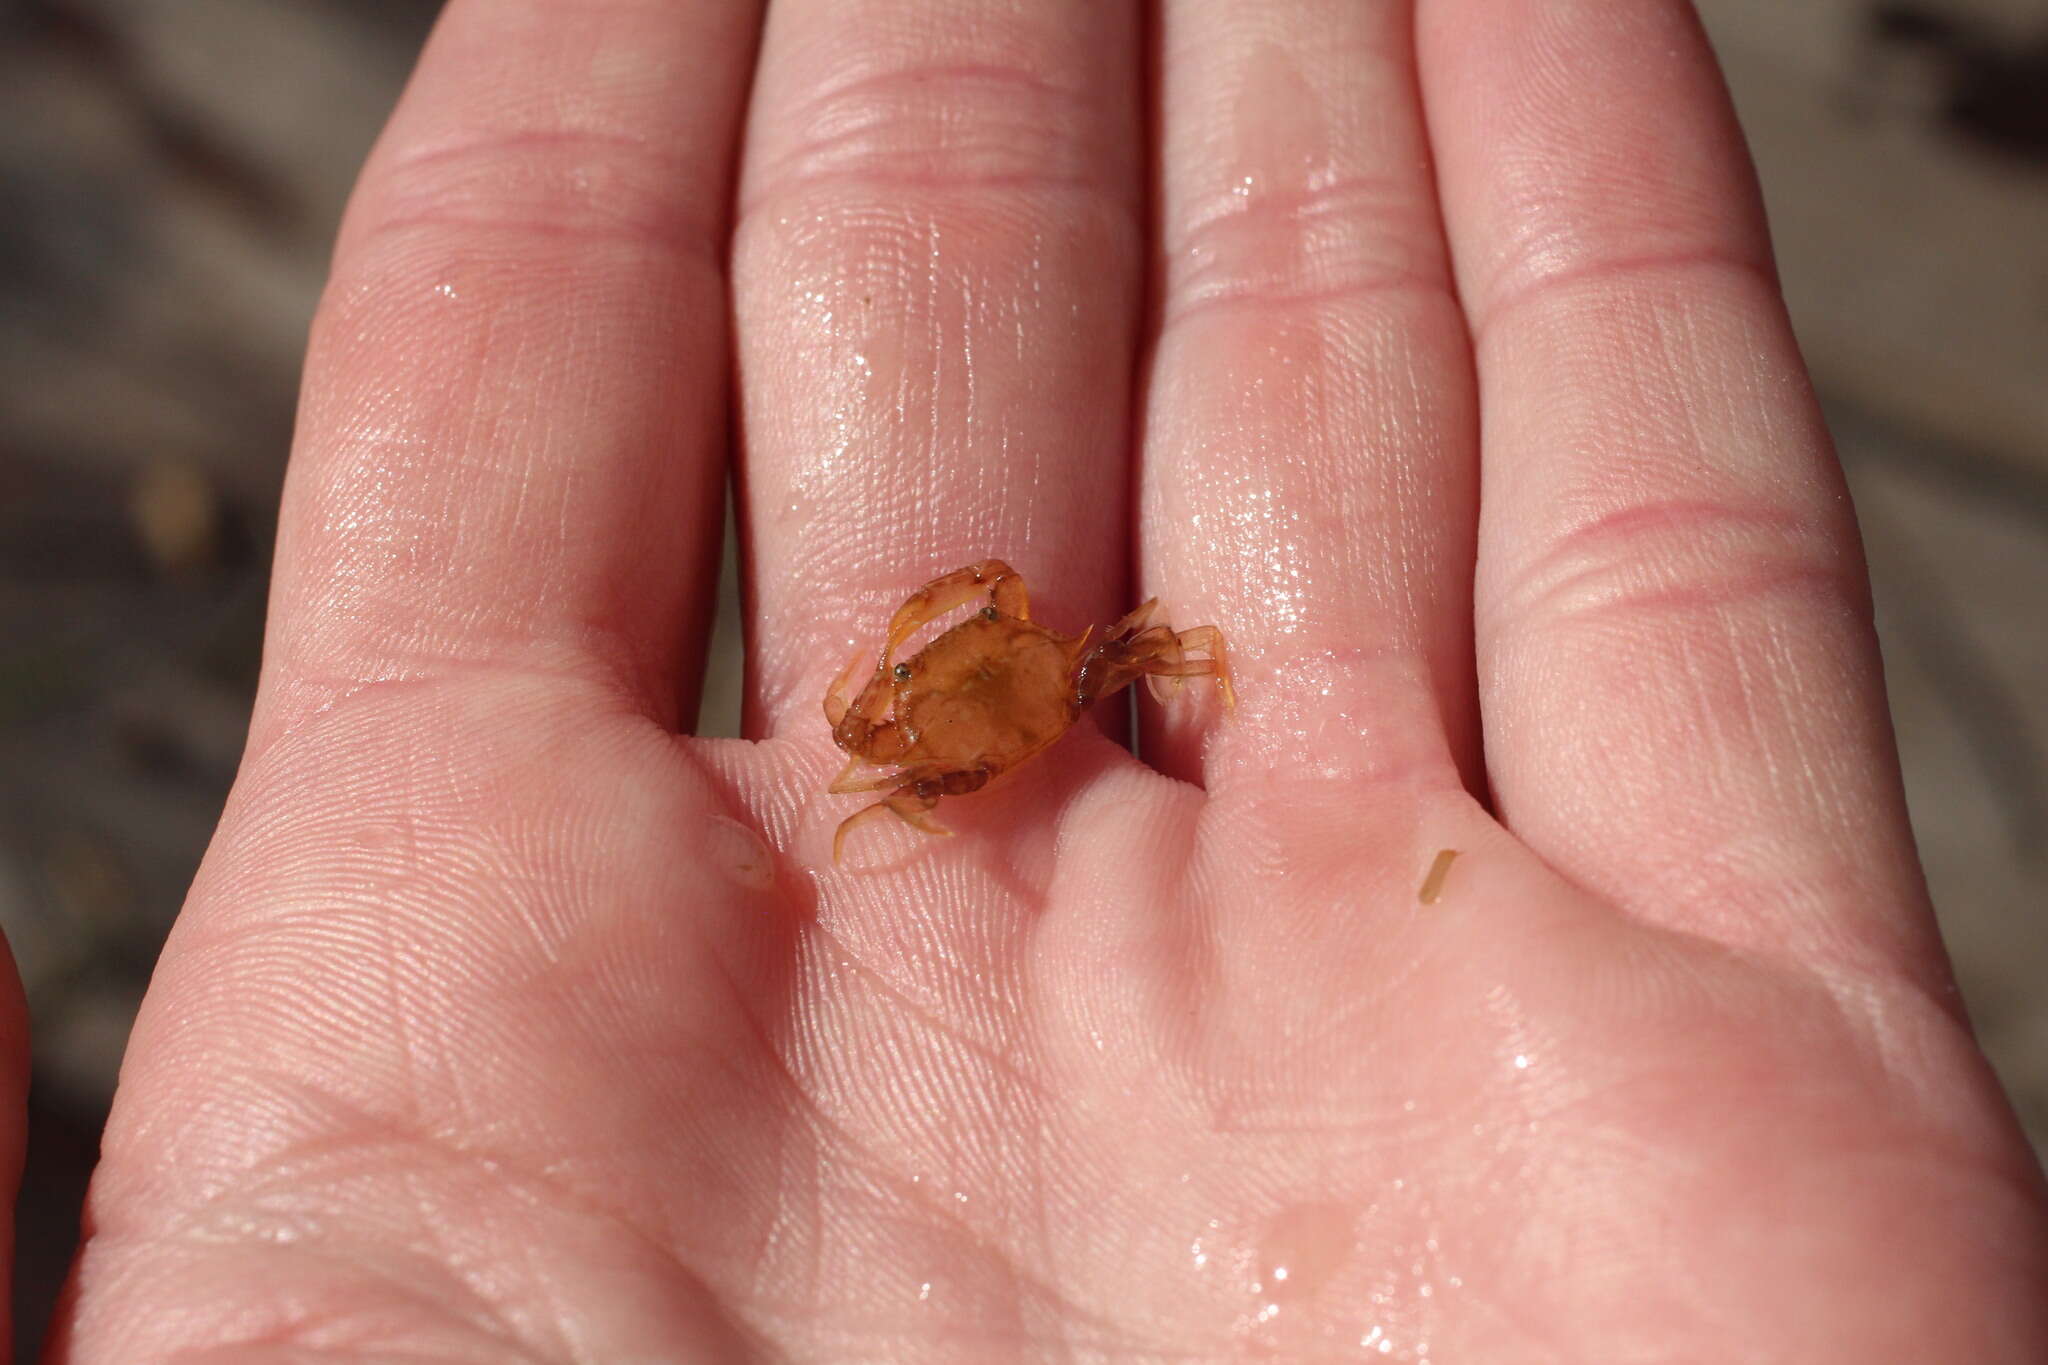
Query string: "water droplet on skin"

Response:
xmin=1228 ymin=46 xmax=1331 ymax=209
xmin=1256 ymin=1202 xmax=1358 ymax=1303
xmin=1190 ymin=1217 xmax=1222 ymax=1273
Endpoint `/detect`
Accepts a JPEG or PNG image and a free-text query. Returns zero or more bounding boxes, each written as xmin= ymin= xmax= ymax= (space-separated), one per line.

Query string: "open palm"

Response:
xmin=51 ymin=1 xmax=2046 ymax=1360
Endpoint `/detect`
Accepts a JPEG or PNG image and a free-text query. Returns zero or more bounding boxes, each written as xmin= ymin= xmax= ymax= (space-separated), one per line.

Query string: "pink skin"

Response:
xmin=31 ymin=0 xmax=2045 ymax=1360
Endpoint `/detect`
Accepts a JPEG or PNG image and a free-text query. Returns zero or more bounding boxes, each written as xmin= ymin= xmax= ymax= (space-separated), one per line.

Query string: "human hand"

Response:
xmin=52 ymin=0 xmax=2048 ymax=1359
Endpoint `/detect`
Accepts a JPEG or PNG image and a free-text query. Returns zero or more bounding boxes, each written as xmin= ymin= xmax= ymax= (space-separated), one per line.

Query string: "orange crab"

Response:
xmin=824 ymin=559 xmax=1234 ymax=860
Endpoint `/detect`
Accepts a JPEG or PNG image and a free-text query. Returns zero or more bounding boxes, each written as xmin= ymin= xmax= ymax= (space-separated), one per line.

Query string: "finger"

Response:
xmin=733 ymin=0 xmax=1143 ymax=736
xmin=1140 ymin=1 xmax=1480 ymax=794
xmin=1419 ymin=0 xmax=1938 ymax=976
xmin=263 ymin=0 xmax=762 ymax=739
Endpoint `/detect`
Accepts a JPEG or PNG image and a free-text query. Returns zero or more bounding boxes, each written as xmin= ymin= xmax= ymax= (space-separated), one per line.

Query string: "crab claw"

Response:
xmin=823 ymin=645 xmax=875 ymax=727
xmin=1106 ymin=597 xmax=1159 ymax=641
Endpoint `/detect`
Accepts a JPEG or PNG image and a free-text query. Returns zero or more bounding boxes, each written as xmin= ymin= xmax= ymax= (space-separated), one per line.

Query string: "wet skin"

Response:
xmin=37 ymin=0 xmax=2048 ymax=1360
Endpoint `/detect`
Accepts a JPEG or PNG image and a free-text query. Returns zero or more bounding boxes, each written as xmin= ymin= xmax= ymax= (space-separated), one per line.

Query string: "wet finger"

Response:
xmin=266 ymin=0 xmax=761 ymax=737
xmin=732 ymin=0 xmax=1144 ymax=738
xmin=1139 ymin=0 xmax=1481 ymax=797
xmin=1420 ymin=0 xmax=1938 ymax=976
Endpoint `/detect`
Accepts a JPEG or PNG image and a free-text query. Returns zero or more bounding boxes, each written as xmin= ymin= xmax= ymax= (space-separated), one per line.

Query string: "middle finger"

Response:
xmin=734 ymin=0 xmax=1143 ymax=736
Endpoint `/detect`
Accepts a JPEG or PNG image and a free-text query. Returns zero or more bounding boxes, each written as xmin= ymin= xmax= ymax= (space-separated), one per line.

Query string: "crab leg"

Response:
xmin=1076 ymin=617 xmax=1235 ymax=712
xmin=829 ymin=756 xmax=976 ymax=797
xmin=832 ymin=782 xmax=951 ymax=864
xmin=827 ymin=754 xmax=889 ymax=794
xmin=1139 ymin=625 xmax=1187 ymax=703
xmin=831 ymin=764 xmax=996 ymax=862
xmin=1158 ymin=624 xmax=1235 ymax=711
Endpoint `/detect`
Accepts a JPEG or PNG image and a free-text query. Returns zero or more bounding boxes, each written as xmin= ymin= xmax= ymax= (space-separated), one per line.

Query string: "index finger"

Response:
xmin=263 ymin=0 xmax=762 ymax=741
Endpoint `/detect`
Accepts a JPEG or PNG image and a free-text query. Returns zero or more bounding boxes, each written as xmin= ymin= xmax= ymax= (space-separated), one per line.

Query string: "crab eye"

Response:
xmin=980 ymin=606 xmax=999 ymax=620
xmin=893 ymin=663 xmax=912 ymax=681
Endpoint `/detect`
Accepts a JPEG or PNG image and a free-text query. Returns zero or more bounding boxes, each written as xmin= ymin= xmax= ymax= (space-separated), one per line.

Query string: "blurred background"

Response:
xmin=3 ymin=0 xmax=2045 ymax=1352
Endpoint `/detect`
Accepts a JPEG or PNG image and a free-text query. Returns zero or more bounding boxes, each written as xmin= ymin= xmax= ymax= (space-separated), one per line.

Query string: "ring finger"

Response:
xmin=1140 ymin=0 xmax=1479 ymax=797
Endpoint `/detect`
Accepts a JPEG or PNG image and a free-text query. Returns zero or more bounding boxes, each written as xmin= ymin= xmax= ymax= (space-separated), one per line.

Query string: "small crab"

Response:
xmin=824 ymin=559 xmax=1234 ymax=860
